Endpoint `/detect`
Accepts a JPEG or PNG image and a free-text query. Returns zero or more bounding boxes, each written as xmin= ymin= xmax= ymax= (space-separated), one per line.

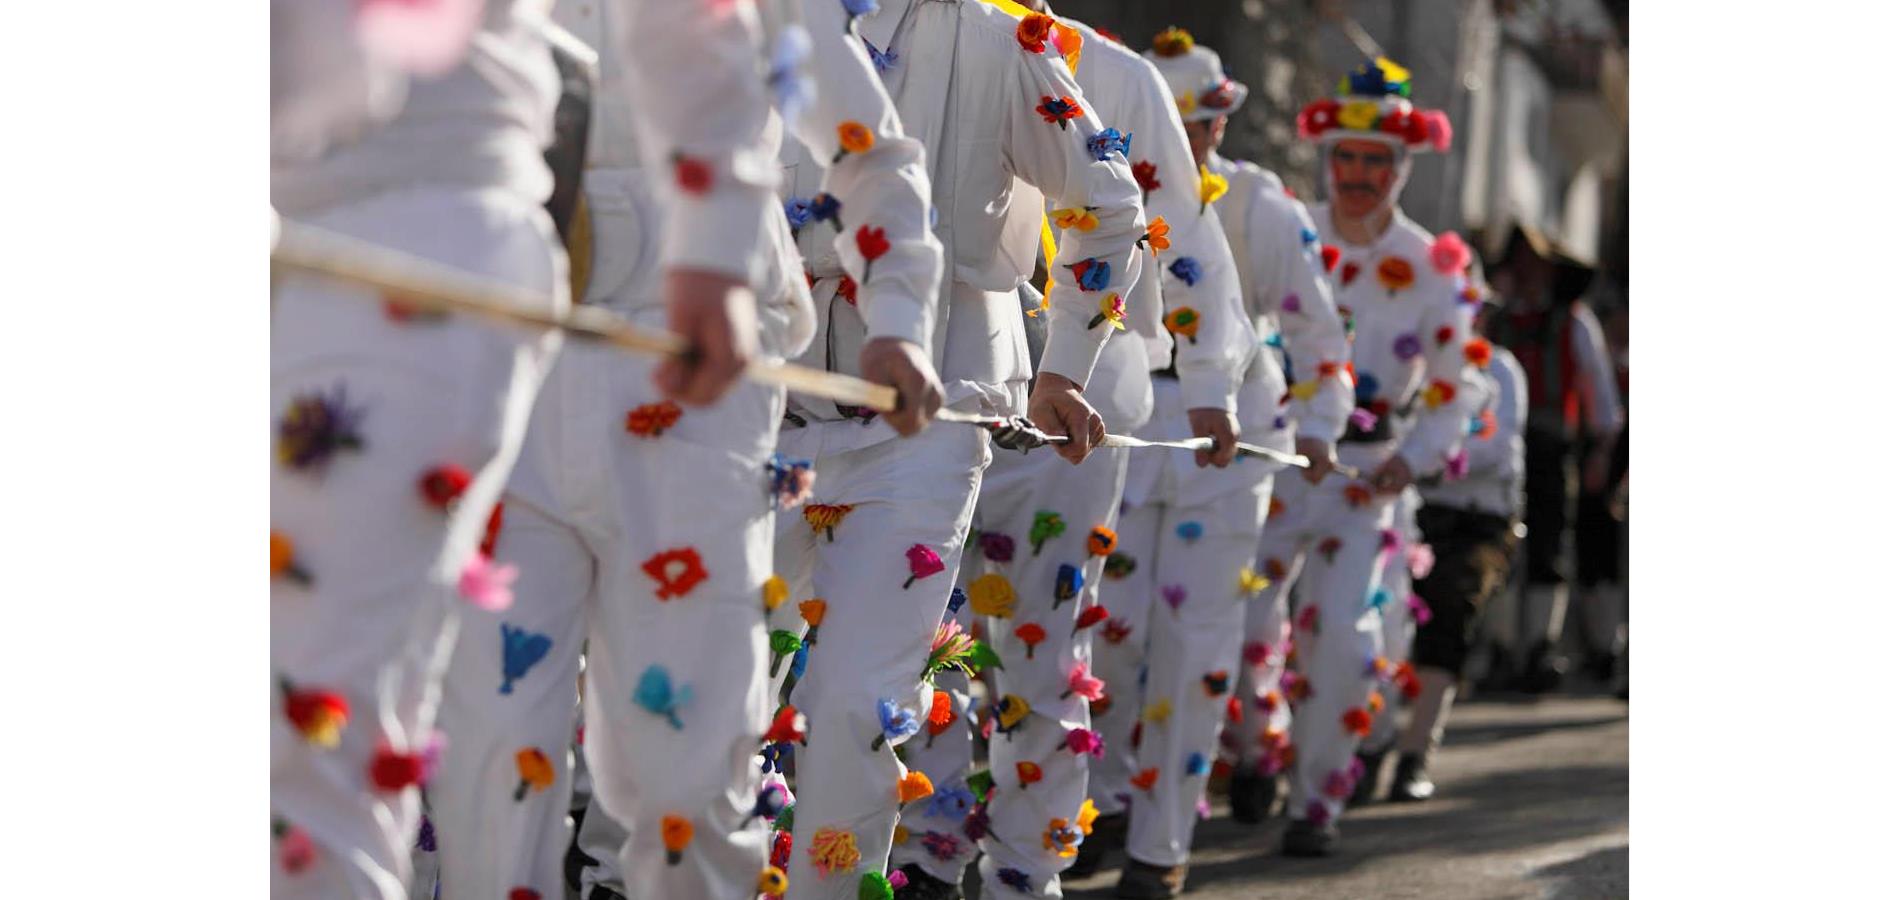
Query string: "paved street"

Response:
xmin=1055 ymin=695 xmax=1629 ymax=900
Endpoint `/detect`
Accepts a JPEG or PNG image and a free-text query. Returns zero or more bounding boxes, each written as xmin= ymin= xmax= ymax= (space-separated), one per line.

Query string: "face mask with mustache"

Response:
xmin=1323 ymin=144 xmax=1412 ymax=228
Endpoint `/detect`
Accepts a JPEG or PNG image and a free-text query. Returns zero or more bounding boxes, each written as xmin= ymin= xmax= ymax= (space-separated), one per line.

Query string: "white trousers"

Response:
xmin=772 ymin=423 xmax=990 ymax=900
xmin=271 ymin=185 xmax=564 ymax=900
xmin=1087 ymin=387 xmax=1277 ymax=868
xmin=1232 ymin=470 xmax=1398 ymax=827
xmin=429 ymin=332 xmax=784 ymax=900
xmin=1366 ymin=488 xmax=1423 ymax=753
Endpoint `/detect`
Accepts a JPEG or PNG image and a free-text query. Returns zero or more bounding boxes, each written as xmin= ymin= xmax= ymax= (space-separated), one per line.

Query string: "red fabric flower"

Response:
xmin=1296 ymin=99 xmax=1341 ymax=139
xmin=765 ymin=704 xmax=807 ymax=744
xmin=1342 ymin=708 xmax=1373 ymax=737
xmin=1434 ymin=325 xmax=1455 ymax=345
xmin=284 ymin=686 xmax=349 ymax=746
xmin=1037 ymin=95 xmax=1083 ymax=128
xmin=418 ymin=464 xmax=471 ymax=510
xmin=1073 ymin=604 xmax=1109 ymax=632
xmin=837 ymin=274 xmax=859 ymax=306
xmin=1015 ymin=622 xmax=1047 ymax=658
xmin=642 ymin=547 xmax=710 ymax=600
xmin=1132 ymin=160 xmax=1161 ymax=197
xmin=1017 ymin=13 xmax=1054 ymax=53
xmin=369 ymin=746 xmax=427 ymax=793
xmin=673 ymin=155 xmax=712 ymax=195
xmin=1265 ymin=557 xmax=1288 ymax=580
xmin=1319 ymin=244 xmax=1342 ymax=273
xmin=509 ymin=890 xmax=541 ymax=900
xmin=480 ymin=503 xmax=505 ymax=558
xmin=1464 ymin=338 xmax=1493 ymax=368
xmin=1130 ymin=767 xmax=1158 ymax=792
xmin=855 ymin=225 xmax=891 ymax=280
xmin=1343 ymin=483 xmax=1372 ymax=508
xmin=625 ymin=401 xmax=684 ymax=438
xmin=1225 ymin=695 xmax=1242 ymax=724
xmin=1102 ymin=617 xmax=1132 ymax=645
xmin=1340 ymin=261 xmax=1361 ymax=286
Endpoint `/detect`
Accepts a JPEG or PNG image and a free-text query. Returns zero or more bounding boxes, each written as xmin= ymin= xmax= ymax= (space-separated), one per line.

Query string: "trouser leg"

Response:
xmin=1283 ymin=489 xmax=1394 ymax=827
xmin=1234 ymin=514 xmax=1306 ymax=778
xmin=1085 ymin=501 xmax=1163 ymax=816
xmin=780 ymin=425 xmax=989 ymax=900
xmin=888 ymin=536 xmax=980 ymax=885
xmin=1123 ymin=487 xmax=1272 ymax=867
xmin=271 ymin=188 xmax=561 ymax=900
xmin=963 ymin=446 xmax=1130 ymax=898
xmin=1367 ymin=490 xmax=1421 ymax=752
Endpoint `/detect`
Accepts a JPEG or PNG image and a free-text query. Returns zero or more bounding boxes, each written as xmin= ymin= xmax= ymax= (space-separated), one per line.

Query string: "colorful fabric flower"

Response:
xmin=458 ymin=554 xmax=518 ymax=611
xmin=922 ymin=619 xmax=978 ymax=681
xmin=762 ymin=574 xmax=791 ymax=613
xmin=978 ymin=531 xmax=1016 ymax=563
xmin=1344 ymin=482 xmax=1373 ymax=508
xmin=1102 ymin=616 xmax=1133 ymax=644
xmin=765 ymin=704 xmax=807 ymax=745
xmin=919 ymin=831 xmax=962 ymax=863
xmin=1029 ymin=511 xmax=1066 ymax=555
xmin=634 ymin=665 xmax=691 ymax=730
xmin=1342 ymin=707 xmax=1373 ymax=737
xmin=1053 ymin=563 xmax=1084 ymax=607
xmin=1161 ymin=583 xmax=1187 ymax=614
xmin=1132 ymin=160 xmax=1161 ymax=200
xmin=995 ymin=694 xmax=1032 ymax=735
xmin=862 ymin=37 xmax=898 ymax=72
xmin=1016 ymin=760 xmax=1043 ymax=789
xmin=1130 ymin=767 xmax=1159 ymax=792
xmin=368 ymin=743 xmax=428 ymax=793
xmin=1422 ymin=379 xmax=1458 ymax=410
xmin=969 ymin=573 xmax=1017 ymax=618
xmin=1104 ymin=552 xmax=1136 ymax=580
xmin=1164 ymin=307 xmax=1200 ymax=343
xmin=1062 ymin=727 xmax=1105 ymax=758
xmin=837 ymin=120 xmax=876 ymax=158
xmin=1197 ymin=165 xmax=1228 ymax=212
xmin=764 ymin=454 xmax=815 ymax=509
xmin=418 ymin=464 xmax=471 ymax=510
xmin=903 ymin=544 xmax=944 ymax=588
xmin=1043 ymin=817 xmax=1083 ymax=857
xmin=1167 ymin=256 xmax=1202 ymax=286
xmin=1016 ymin=12 xmax=1055 ymax=53
xmin=641 ymin=547 xmax=708 ymax=600
xmin=282 ymin=681 xmax=348 ymax=747
xmin=1203 ymin=670 xmax=1231 ymax=697
xmin=897 ymin=769 xmax=935 ymax=804
xmin=270 ymin=531 xmax=313 ymax=585
xmin=672 ymin=154 xmax=713 ymax=194
xmin=512 ymin=747 xmax=554 ymax=800
xmin=1137 ymin=215 xmax=1171 ymax=255
xmin=1465 ymin=337 xmax=1494 ymax=368
xmin=1176 ymin=521 xmax=1204 ymax=542
xmin=499 ymin=623 xmax=551 ymax=695
xmin=1014 ymin=622 xmax=1047 ymax=659
xmin=998 ymin=867 xmax=1033 ymax=893
xmin=1036 ymin=95 xmax=1082 ymax=128
xmin=276 ymin=383 xmax=365 ymax=471
xmin=273 ymin=817 xmax=315 ymax=873
xmin=1086 ymin=127 xmax=1131 ymax=161
xmin=1340 ymin=261 xmax=1362 ymax=286
xmin=1068 ymin=258 xmax=1111 ymax=291
xmin=855 ymin=224 xmax=890 ymax=280
xmin=1051 ymin=206 xmax=1099 ymax=231
xmin=1144 ymin=699 xmax=1173 ymax=723
xmin=810 ymin=192 xmax=843 ymax=230
xmin=1238 ymin=567 xmax=1271 ymax=596
xmin=1376 ymin=256 xmax=1415 ymax=293
xmin=1072 ymin=603 xmax=1108 ymax=635
xmin=925 ymin=783 xmax=975 ymax=819
xmin=872 ymin=697 xmax=919 ymax=750
xmin=1336 ymin=99 xmax=1381 ymax=131
xmin=759 ymin=867 xmax=789 ymax=895
xmin=1087 ymin=292 xmax=1126 ymax=330
xmin=804 ymin=503 xmax=855 ymax=541
xmin=1185 ymin=751 xmax=1211 ymax=777
xmin=1429 ymin=231 xmax=1471 ymax=275
xmin=625 ymin=400 xmax=684 ymax=437
xmin=1061 ymin=661 xmax=1104 ymax=701
xmin=1151 ymin=26 xmax=1193 ymax=57
xmin=839 ymin=0 xmax=878 ymax=31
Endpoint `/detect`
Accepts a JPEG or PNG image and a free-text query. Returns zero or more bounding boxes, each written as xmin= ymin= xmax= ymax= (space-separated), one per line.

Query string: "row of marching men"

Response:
xmin=269 ymin=0 xmax=1537 ymax=898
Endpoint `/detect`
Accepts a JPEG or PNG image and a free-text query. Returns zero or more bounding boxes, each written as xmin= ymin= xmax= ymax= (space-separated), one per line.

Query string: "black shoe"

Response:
xmin=892 ymin=863 xmax=963 ymax=900
xmin=1280 ymin=817 xmax=1339 ymax=857
xmin=1068 ymin=811 xmax=1128 ymax=878
xmin=1113 ymin=858 xmax=1187 ymax=899
xmin=1388 ymin=752 xmax=1435 ymax=802
xmin=586 ymin=886 xmax=627 ymax=900
xmin=1228 ymin=773 xmax=1277 ymax=824
xmin=1517 ymin=641 xmax=1568 ymax=694
xmin=1583 ymin=650 xmax=1619 ymax=684
xmin=1347 ymin=750 xmax=1386 ymax=808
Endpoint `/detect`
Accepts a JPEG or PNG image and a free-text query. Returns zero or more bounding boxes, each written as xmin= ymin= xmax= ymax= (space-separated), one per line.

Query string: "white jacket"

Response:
xmin=1420 ymin=348 xmax=1527 ymax=518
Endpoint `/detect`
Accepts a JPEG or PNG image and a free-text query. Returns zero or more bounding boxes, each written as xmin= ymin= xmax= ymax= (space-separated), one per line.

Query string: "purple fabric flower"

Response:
xmin=1323 ymin=768 xmax=1354 ymax=799
xmin=1348 ymin=755 xmax=1367 ymax=781
xmin=1278 ymin=670 xmax=1301 ymax=695
xmin=961 ymin=804 xmax=992 ymax=842
xmin=1445 ymin=449 xmax=1470 ymax=480
xmin=921 ymin=830 xmax=962 ymax=862
xmin=1349 ymin=408 xmax=1378 ymax=431
xmin=1407 ymin=593 xmax=1434 ymax=625
xmin=1196 ymin=795 xmax=1212 ymax=819
xmin=998 ymin=867 xmax=1034 ymax=893
xmin=1161 ymin=584 xmax=1187 ymax=612
xmin=1305 ymin=799 xmax=1333 ymax=827
xmin=1281 ymin=293 xmax=1302 ymax=313
xmin=276 ymin=383 xmax=366 ymax=471
xmin=979 ymin=531 xmax=1016 ymax=563
xmin=1273 ymin=415 xmax=1288 ymax=430
xmin=1393 ymin=332 xmax=1423 ymax=361
xmin=415 ymin=814 xmax=436 ymax=852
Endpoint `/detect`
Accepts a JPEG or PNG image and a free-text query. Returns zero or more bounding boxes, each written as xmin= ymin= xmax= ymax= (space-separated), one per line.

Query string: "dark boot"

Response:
xmin=892 ymin=863 xmax=963 ymax=900
xmin=1517 ymin=639 xmax=1567 ymax=694
xmin=1227 ymin=772 xmax=1278 ymax=824
xmin=1388 ymin=752 xmax=1435 ymax=802
xmin=1067 ymin=810 xmax=1127 ymax=878
xmin=1113 ymin=858 xmax=1187 ymax=899
xmin=1347 ymin=750 xmax=1387 ymax=807
xmin=1280 ymin=817 xmax=1339 ymax=857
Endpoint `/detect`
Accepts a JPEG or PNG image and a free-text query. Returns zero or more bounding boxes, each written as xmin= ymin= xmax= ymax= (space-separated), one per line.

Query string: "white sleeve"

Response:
xmin=1464 ymin=351 xmax=1526 ymax=477
xmin=1256 ymin=195 xmax=1350 ymax=441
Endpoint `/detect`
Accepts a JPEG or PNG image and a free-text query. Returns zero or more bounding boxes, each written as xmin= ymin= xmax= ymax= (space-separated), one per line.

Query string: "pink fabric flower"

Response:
xmin=904 ymin=544 xmax=945 ymax=588
xmin=1063 ymin=662 xmax=1105 ymax=701
xmin=1280 ymin=293 xmax=1302 ymax=313
xmin=1378 ymin=528 xmax=1402 ymax=559
xmin=278 ymin=823 xmax=315 ymax=873
xmin=356 ymin=0 xmax=483 ymax=77
xmin=1421 ymin=110 xmax=1453 ymax=152
xmin=1305 ymin=799 xmax=1332 ymax=827
xmin=459 ymin=555 xmax=518 ymax=611
xmin=1295 ymin=605 xmax=1318 ymax=633
xmin=1407 ymin=593 xmax=1434 ymax=625
xmin=1445 ymin=450 xmax=1470 ymax=481
xmin=1428 ymin=231 xmax=1471 ymax=275
xmin=1161 ymin=584 xmax=1187 ymax=612
xmin=888 ymin=870 xmax=910 ymax=890
xmin=1063 ymin=727 xmax=1105 ymax=758
xmin=1242 ymin=641 xmax=1270 ymax=666
xmin=1407 ymin=544 xmax=1436 ymax=580
xmin=1349 ymin=408 xmax=1378 ymax=431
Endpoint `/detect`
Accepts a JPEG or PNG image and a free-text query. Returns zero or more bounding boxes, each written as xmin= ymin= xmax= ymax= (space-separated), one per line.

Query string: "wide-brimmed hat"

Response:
xmin=1142 ymin=27 xmax=1247 ymax=123
xmin=1297 ymin=57 xmax=1450 ymax=153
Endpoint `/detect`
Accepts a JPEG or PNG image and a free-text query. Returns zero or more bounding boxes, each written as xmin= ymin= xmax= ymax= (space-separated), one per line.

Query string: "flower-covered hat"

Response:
xmin=1141 ymin=27 xmax=1247 ymax=123
xmin=1297 ymin=57 xmax=1451 ymax=153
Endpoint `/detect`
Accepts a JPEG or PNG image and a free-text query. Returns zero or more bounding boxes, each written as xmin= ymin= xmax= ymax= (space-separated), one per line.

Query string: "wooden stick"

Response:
xmin=269 ymin=213 xmax=900 ymax=412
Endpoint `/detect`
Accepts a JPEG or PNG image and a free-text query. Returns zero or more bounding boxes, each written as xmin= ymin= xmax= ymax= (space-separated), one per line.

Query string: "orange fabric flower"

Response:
xmin=926 ymin=690 xmax=955 ymax=733
xmin=660 ymin=814 xmax=694 ymax=864
xmin=897 ymin=769 xmax=935 ymax=803
xmin=1016 ymin=12 xmax=1054 ymax=53
xmin=1086 ymin=525 xmax=1117 ymax=556
xmin=271 ymin=530 xmax=312 ymax=585
xmin=799 ymin=599 xmax=828 ymax=628
xmin=1141 ymin=216 xmax=1171 ymax=254
xmin=1464 ymin=337 xmax=1493 ymax=368
xmin=804 ymin=503 xmax=855 ymax=541
xmin=642 ymin=547 xmax=709 ymax=600
xmin=625 ymin=401 xmax=683 ymax=438
xmin=1375 ymin=256 xmax=1415 ymax=292
xmin=1367 ymin=691 xmax=1387 ymax=715
xmin=1342 ymin=707 xmax=1373 ymax=737
xmin=1017 ymin=761 xmax=1043 ymax=789
xmin=1130 ymin=767 xmax=1159 ymax=791
xmin=837 ymin=121 xmax=875 ymax=155
xmin=514 ymin=748 xmax=554 ymax=801
xmin=807 ymin=827 xmax=860 ymax=876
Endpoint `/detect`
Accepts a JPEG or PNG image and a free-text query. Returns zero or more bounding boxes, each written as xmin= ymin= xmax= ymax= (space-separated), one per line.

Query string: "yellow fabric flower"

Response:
xmin=1238 ymin=568 xmax=1271 ymax=596
xmin=1093 ymin=293 xmax=1126 ymax=331
xmin=1197 ymin=166 xmax=1228 ymax=212
xmin=893 ymin=825 xmax=911 ymax=845
xmin=998 ymin=694 xmax=1032 ymax=730
xmin=1051 ymin=207 xmax=1099 ymax=231
xmin=1152 ymin=26 xmax=1194 ymax=58
xmin=1143 ymin=699 xmax=1173 ymax=723
xmin=807 ymin=827 xmax=860 ymax=876
xmin=1337 ymin=100 xmax=1381 ymax=131
xmin=1375 ymin=56 xmax=1412 ymax=85
xmin=758 ymin=867 xmax=789 ymax=894
xmin=1175 ymin=89 xmax=1197 ymax=117
xmin=968 ymin=573 xmax=1017 ymax=618
xmin=1076 ymin=798 xmax=1099 ymax=835
xmin=762 ymin=575 xmax=789 ymax=612
xmin=1288 ymin=380 xmax=1320 ymax=402
xmin=837 ymin=121 xmax=875 ymax=154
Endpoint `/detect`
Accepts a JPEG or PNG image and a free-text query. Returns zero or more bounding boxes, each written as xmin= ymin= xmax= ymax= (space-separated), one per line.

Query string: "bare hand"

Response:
xmin=1186 ymin=407 xmax=1239 ymax=468
xmin=1369 ymin=454 xmax=1413 ymax=495
xmin=1028 ymin=371 xmax=1105 ymax=465
xmin=1294 ymin=435 xmax=1337 ymax=484
xmin=654 ymin=268 xmax=759 ymax=406
xmin=860 ymin=337 xmax=944 ymax=437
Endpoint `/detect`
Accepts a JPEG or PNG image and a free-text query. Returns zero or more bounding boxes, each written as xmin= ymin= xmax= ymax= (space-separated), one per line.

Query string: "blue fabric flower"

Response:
xmin=1176 ymin=521 xmax=1204 ymax=542
xmin=760 ymin=741 xmax=794 ymax=774
xmin=999 ymin=868 xmax=1033 ymax=892
xmin=945 ymin=586 xmax=968 ymax=619
xmin=1355 ymin=373 xmax=1381 ymax=405
xmin=1368 ymin=587 xmax=1392 ymax=612
xmin=1086 ymin=127 xmax=1132 ymax=161
xmin=633 ymin=665 xmax=691 ymax=730
xmin=751 ymin=783 xmax=789 ymax=820
xmin=841 ymin=0 xmax=879 ymax=19
xmin=925 ymin=784 xmax=976 ymax=819
xmin=784 ymin=198 xmax=814 ymax=230
xmin=767 ymin=26 xmax=814 ymax=123
xmin=790 ymin=641 xmax=810 ymax=679
xmin=1300 ymin=226 xmax=1319 ymax=245
xmin=1168 ymin=256 xmax=1202 ymax=286
xmin=1072 ymin=258 xmax=1111 ymax=291
xmin=1186 ymin=752 xmax=1210 ymax=776
xmin=810 ymin=192 xmax=842 ymax=229
xmin=1468 ymin=415 xmax=1486 ymax=435
xmin=1054 ymin=564 xmax=1084 ymax=604
xmin=862 ymin=37 xmax=899 ymax=72
xmin=500 ymin=623 xmax=553 ymax=695
xmin=877 ymin=697 xmax=920 ymax=744
xmin=276 ymin=382 xmax=366 ymax=472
